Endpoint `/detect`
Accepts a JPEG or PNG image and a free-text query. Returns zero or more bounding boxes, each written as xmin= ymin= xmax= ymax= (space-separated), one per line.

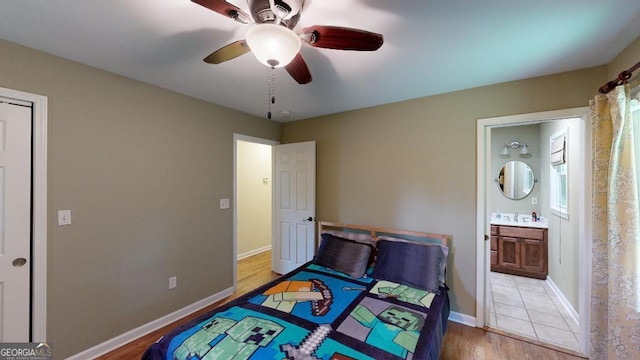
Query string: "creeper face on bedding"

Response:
xmin=173 ymin=317 xmax=236 ymax=359
xmin=349 ymin=304 xmax=424 ymax=357
xmin=226 ymin=316 xmax=283 ymax=347
xmin=203 ymin=316 xmax=284 ymax=360
xmin=379 ymin=306 xmax=425 ymax=332
xmin=379 ymin=284 xmax=431 ymax=306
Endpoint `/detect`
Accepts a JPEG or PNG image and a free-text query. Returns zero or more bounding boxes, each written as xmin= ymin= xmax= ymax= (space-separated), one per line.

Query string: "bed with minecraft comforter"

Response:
xmin=142 ymin=222 xmax=451 ymax=360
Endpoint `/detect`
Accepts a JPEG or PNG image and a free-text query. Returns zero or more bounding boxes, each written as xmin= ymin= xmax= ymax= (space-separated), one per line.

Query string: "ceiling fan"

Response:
xmin=192 ymin=0 xmax=384 ymax=84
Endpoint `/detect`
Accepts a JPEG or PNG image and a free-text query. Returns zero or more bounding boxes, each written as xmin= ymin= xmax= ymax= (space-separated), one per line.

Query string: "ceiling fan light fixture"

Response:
xmin=246 ymin=24 xmax=301 ymax=68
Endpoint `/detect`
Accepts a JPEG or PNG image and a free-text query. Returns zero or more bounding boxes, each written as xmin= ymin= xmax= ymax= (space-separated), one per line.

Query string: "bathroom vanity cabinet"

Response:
xmin=490 ymin=224 xmax=548 ymax=279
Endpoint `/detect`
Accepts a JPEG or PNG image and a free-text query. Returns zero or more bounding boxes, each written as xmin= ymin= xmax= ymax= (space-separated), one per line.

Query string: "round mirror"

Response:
xmin=497 ymin=161 xmax=535 ymax=200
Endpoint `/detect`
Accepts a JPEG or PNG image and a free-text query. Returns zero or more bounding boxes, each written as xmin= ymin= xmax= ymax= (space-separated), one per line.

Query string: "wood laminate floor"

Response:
xmin=440 ymin=323 xmax=585 ymax=360
xmin=98 ymin=251 xmax=585 ymax=360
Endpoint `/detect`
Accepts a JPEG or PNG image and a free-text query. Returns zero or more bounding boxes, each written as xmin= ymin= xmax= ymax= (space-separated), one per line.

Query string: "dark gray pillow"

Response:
xmin=370 ymin=239 xmax=442 ymax=292
xmin=321 ymin=230 xmax=376 ymax=246
xmin=313 ymin=234 xmax=373 ymax=278
xmin=378 ymin=235 xmax=448 ymax=287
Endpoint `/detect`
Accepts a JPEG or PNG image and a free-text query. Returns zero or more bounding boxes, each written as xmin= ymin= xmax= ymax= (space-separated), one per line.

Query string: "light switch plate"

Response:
xmin=57 ymin=210 xmax=71 ymax=226
xmin=220 ymin=198 xmax=230 ymax=209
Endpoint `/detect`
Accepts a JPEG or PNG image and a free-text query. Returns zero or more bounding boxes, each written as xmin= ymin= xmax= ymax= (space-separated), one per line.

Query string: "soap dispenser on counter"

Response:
xmin=532 ymin=211 xmax=537 ymax=222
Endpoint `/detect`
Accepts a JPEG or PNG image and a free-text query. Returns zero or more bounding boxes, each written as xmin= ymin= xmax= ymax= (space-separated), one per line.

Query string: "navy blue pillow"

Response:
xmin=314 ymin=234 xmax=374 ymax=278
xmin=371 ymin=239 xmax=442 ymax=292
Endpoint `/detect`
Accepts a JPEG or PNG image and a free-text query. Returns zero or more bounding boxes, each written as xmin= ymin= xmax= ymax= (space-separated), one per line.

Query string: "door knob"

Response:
xmin=303 ymin=217 xmax=315 ymax=222
xmin=12 ymin=258 xmax=27 ymax=267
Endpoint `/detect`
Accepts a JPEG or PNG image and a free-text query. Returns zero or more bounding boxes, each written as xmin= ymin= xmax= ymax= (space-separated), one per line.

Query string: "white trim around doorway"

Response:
xmin=476 ymin=107 xmax=591 ymax=356
xmin=0 ymin=86 xmax=48 ymax=342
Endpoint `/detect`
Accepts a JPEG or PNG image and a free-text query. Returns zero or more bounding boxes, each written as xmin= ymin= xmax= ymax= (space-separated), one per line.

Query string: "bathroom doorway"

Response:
xmin=476 ymin=108 xmax=591 ymax=356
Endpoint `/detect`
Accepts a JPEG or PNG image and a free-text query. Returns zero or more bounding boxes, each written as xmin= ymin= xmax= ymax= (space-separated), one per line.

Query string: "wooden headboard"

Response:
xmin=318 ymin=221 xmax=450 ymax=248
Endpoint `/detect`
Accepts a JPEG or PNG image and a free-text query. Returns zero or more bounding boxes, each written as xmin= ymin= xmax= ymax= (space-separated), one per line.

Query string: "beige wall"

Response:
xmin=281 ymin=66 xmax=607 ymax=317
xmin=0 ymin=39 xmax=281 ymax=358
xmin=237 ymin=140 xmax=272 ymax=257
xmin=608 ymin=36 xmax=640 ymax=80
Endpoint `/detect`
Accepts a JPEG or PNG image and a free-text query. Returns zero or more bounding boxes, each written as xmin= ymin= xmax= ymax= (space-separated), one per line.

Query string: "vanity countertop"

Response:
xmin=490 ymin=212 xmax=548 ymax=229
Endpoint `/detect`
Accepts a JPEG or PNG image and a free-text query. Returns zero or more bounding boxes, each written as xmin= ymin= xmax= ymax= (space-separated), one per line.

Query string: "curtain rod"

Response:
xmin=599 ymin=60 xmax=640 ymax=94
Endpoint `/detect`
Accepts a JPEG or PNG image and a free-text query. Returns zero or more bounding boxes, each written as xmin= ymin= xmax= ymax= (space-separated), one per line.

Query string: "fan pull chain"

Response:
xmin=267 ymin=68 xmax=275 ymax=120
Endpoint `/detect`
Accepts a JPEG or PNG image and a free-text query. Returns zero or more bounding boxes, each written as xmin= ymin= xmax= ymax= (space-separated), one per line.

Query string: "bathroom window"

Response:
xmin=550 ymin=129 xmax=569 ymax=219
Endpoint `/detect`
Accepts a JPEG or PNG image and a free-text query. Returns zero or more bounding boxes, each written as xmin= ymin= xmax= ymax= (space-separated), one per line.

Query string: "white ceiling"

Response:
xmin=1 ymin=0 xmax=640 ymax=122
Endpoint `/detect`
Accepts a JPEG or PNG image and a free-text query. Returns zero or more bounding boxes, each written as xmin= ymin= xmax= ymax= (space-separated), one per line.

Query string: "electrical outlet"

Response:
xmin=169 ymin=276 xmax=177 ymax=289
xmin=57 ymin=210 xmax=72 ymax=226
xmin=531 ymin=197 xmax=538 ymax=205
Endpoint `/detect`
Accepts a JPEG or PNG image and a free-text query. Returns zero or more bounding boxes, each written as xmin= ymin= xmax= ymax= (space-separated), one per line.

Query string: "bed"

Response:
xmin=142 ymin=222 xmax=451 ymax=360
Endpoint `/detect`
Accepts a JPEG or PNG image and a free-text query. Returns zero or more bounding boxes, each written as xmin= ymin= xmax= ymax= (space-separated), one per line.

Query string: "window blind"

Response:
xmin=550 ymin=135 xmax=566 ymax=165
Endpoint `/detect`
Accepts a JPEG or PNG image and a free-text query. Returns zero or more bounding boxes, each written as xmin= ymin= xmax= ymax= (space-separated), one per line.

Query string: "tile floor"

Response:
xmin=489 ymin=271 xmax=581 ymax=352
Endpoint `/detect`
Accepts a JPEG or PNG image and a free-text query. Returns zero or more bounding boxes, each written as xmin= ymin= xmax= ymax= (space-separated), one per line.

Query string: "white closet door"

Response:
xmin=0 ymin=100 xmax=32 ymax=341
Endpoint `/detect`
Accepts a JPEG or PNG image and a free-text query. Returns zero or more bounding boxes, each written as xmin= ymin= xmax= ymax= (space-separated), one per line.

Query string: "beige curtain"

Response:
xmin=590 ymin=84 xmax=640 ymax=359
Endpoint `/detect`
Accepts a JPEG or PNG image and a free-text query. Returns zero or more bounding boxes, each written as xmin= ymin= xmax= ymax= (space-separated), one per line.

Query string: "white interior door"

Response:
xmin=273 ymin=141 xmax=316 ymax=274
xmin=0 ymin=100 xmax=32 ymax=341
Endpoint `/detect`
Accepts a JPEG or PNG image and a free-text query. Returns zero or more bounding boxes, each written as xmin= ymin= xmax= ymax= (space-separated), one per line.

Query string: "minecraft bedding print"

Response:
xmin=142 ymin=263 xmax=449 ymax=360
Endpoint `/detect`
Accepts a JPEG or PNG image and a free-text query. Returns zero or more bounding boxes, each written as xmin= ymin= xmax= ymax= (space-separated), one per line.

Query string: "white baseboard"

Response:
xmin=545 ymin=276 xmax=579 ymax=325
xmin=66 ymin=286 xmax=236 ymax=360
xmin=237 ymin=245 xmax=271 ymax=261
xmin=448 ymin=311 xmax=476 ymax=327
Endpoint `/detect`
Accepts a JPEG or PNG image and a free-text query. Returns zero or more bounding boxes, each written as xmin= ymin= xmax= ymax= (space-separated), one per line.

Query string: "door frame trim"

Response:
xmin=232 ymin=134 xmax=279 ymax=289
xmin=476 ymin=107 xmax=591 ymax=356
xmin=0 ymin=86 xmax=47 ymax=342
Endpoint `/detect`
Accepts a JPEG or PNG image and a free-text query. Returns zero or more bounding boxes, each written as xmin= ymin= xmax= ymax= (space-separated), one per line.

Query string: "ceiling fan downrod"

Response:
xmin=267 ymin=68 xmax=275 ymax=120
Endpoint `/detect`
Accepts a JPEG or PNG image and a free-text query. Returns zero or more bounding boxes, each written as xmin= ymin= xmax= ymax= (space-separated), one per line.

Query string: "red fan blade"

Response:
xmin=285 ymin=53 xmax=312 ymax=84
xmin=300 ymin=26 xmax=383 ymax=51
xmin=203 ymin=40 xmax=251 ymax=64
xmin=191 ymin=0 xmax=251 ymax=23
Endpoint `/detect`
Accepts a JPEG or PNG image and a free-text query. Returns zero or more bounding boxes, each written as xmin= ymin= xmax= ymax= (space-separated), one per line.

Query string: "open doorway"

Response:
xmin=233 ymin=136 xmax=317 ymax=289
xmin=233 ymin=134 xmax=278 ymax=288
xmin=476 ymin=108 xmax=592 ymax=356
